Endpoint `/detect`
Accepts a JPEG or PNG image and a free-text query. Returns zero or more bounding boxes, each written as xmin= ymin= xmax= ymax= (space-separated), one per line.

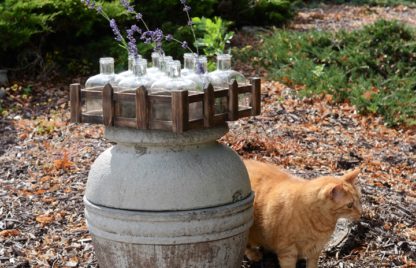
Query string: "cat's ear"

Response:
xmin=342 ymin=168 xmax=360 ymax=184
xmin=329 ymin=184 xmax=346 ymax=202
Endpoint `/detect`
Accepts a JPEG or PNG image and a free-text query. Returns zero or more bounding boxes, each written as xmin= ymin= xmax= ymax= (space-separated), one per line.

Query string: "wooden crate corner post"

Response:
xmin=172 ymin=90 xmax=189 ymax=133
xmin=228 ymin=80 xmax=239 ymax=121
xmin=70 ymin=83 xmax=82 ymax=123
xmin=102 ymin=83 xmax=115 ymax=127
xmin=250 ymin=77 xmax=261 ymax=116
xmin=203 ymin=84 xmax=215 ymax=128
xmin=136 ymin=86 xmax=149 ymax=129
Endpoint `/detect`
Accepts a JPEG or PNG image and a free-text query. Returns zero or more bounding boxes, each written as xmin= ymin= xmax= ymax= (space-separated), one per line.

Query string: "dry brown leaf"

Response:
xmin=36 ymin=214 xmax=55 ymax=224
xmin=0 ymin=229 xmax=21 ymax=237
xmin=54 ymin=151 xmax=74 ymax=171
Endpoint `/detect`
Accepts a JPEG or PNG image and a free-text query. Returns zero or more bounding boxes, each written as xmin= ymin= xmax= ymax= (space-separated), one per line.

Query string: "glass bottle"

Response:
xmin=150 ymin=60 xmax=197 ymax=121
xmin=147 ymin=52 xmax=163 ymax=76
xmin=181 ymin=53 xmax=197 ymax=77
xmin=184 ymin=55 xmax=211 ymax=92
xmin=150 ymin=60 xmax=196 ymax=92
xmin=114 ymin=54 xmax=140 ymax=86
xmin=117 ymin=59 xmax=153 ymax=118
xmin=208 ymin=54 xmax=250 ymax=109
xmin=85 ymin=57 xmax=116 ymax=115
xmin=118 ymin=59 xmax=152 ymax=90
xmin=208 ymin=54 xmax=246 ymax=88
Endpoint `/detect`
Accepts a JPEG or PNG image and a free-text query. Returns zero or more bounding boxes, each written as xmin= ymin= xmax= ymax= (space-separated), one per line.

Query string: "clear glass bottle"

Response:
xmin=151 ymin=60 xmax=196 ymax=92
xmin=208 ymin=54 xmax=246 ymax=88
xmin=85 ymin=57 xmax=116 ymax=115
xmin=117 ymin=59 xmax=153 ymax=118
xmin=147 ymin=52 xmax=163 ymax=76
xmin=114 ymin=54 xmax=141 ymax=86
xmin=181 ymin=53 xmax=197 ymax=77
xmin=208 ymin=54 xmax=250 ymax=109
xmin=184 ymin=55 xmax=211 ymax=92
xmin=150 ymin=60 xmax=197 ymax=121
xmin=159 ymin=55 xmax=173 ymax=76
xmin=118 ymin=59 xmax=152 ymax=90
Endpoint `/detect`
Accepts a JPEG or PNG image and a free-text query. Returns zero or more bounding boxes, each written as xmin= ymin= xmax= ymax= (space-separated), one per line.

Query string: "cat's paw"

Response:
xmin=245 ymin=247 xmax=263 ymax=262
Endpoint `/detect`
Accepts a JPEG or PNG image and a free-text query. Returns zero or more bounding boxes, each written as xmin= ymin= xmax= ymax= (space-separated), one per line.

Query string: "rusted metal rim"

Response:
xmin=84 ymin=192 xmax=254 ymax=245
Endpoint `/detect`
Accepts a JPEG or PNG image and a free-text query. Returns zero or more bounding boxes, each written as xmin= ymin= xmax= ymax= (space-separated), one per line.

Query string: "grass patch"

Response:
xmin=234 ymin=20 xmax=416 ymax=127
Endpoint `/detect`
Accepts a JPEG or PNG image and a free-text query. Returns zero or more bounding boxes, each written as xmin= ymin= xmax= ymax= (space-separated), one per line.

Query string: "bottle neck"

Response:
xmin=152 ymin=52 xmax=161 ymax=69
xmin=100 ymin=63 xmax=114 ymax=75
xmin=184 ymin=53 xmax=196 ymax=70
xmin=195 ymin=56 xmax=208 ymax=74
xmin=168 ymin=61 xmax=182 ymax=78
xmin=161 ymin=57 xmax=173 ymax=74
xmin=127 ymin=55 xmax=134 ymax=71
xmin=133 ymin=59 xmax=147 ymax=77
xmin=217 ymin=55 xmax=232 ymax=71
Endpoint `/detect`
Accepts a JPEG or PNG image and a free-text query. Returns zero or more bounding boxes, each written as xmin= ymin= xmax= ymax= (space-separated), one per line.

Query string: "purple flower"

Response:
xmin=196 ymin=62 xmax=204 ymax=74
xmin=180 ymin=0 xmax=187 ymax=4
xmin=120 ymin=0 xmax=134 ymax=13
xmin=152 ymin=29 xmax=164 ymax=43
xmin=109 ymin=19 xmax=123 ymax=42
xmin=165 ymin=34 xmax=173 ymax=41
xmin=130 ymin=24 xmax=142 ymax=34
xmin=136 ymin=13 xmax=143 ymax=20
xmin=183 ymin=5 xmax=191 ymax=12
xmin=95 ymin=5 xmax=103 ymax=14
xmin=182 ymin=41 xmax=188 ymax=49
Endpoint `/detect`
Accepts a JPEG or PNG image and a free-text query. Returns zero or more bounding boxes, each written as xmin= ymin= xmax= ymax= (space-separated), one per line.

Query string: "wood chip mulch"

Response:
xmin=0 ymin=78 xmax=414 ymax=267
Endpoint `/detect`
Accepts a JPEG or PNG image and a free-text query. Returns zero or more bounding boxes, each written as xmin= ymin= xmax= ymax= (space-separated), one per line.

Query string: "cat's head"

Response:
xmin=318 ymin=169 xmax=362 ymax=221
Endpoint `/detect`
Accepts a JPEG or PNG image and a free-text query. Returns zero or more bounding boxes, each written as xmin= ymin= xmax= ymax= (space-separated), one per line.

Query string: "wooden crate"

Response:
xmin=70 ymin=78 xmax=261 ymax=134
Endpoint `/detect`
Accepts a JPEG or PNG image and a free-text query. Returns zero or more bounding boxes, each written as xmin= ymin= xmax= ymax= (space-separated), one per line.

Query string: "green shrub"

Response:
xmin=235 ymin=20 xmax=416 ymax=126
xmin=218 ymin=0 xmax=299 ymax=27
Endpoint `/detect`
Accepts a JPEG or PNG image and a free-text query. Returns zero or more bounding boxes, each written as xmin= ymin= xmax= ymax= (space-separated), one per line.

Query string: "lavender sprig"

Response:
xmin=180 ymin=0 xmax=199 ymax=55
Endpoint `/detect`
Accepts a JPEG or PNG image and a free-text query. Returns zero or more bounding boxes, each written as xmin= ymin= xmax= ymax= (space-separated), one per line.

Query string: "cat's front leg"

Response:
xmin=277 ymin=247 xmax=298 ymax=268
xmin=245 ymin=244 xmax=263 ymax=262
xmin=306 ymin=254 xmax=319 ymax=268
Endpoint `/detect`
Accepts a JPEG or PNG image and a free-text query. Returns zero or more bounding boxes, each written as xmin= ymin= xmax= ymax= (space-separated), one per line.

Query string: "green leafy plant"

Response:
xmin=234 ymin=20 xmax=416 ymax=127
xmin=192 ymin=16 xmax=234 ymax=70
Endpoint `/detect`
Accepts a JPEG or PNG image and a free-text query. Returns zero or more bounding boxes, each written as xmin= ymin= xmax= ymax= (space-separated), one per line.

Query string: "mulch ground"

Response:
xmin=0 ymin=3 xmax=415 ymax=267
xmin=0 ymin=77 xmax=414 ymax=267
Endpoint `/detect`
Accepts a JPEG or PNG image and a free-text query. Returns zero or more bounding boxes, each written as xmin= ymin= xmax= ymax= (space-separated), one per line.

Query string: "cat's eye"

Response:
xmin=347 ymin=202 xmax=353 ymax=208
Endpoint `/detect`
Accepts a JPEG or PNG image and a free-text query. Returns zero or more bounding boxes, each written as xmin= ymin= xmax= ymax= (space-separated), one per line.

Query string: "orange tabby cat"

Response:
xmin=244 ymin=159 xmax=362 ymax=268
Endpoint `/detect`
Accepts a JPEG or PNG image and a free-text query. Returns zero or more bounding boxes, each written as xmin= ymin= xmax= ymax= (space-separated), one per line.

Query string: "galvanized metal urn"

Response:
xmin=84 ymin=126 xmax=253 ymax=267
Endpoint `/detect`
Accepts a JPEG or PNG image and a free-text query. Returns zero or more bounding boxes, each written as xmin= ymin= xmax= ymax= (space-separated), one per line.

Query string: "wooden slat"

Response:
xmin=102 ymin=84 xmax=114 ymax=126
xmin=70 ymin=83 xmax=82 ymax=123
xmin=114 ymin=92 xmax=136 ymax=102
xmin=228 ymin=80 xmax=239 ymax=121
xmin=83 ymin=90 xmax=102 ymax=99
xmin=213 ymin=89 xmax=228 ymax=98
xmin=213 ymin=113 xmax=228 ymax=126
xmin=238 ymin=85 xmax=252 ymax=94
xmin=188 ymin=119 xmax=204 ymax=130
xmin=172 ymin=90 xmax=189 ymax=133
xmin=251 ymin=77 xmax=261 ymax=116
xmin=188 ymin=92 xmax=204 ymax=103
xmin=149 ymin=94 xmax=171 ymax=104
xmin=149 ymin=120 xmax=172 ymax=131
xmin=238 ymin=108 xmax=252 ymax=118
xmin=136 ymin=86 xmax=149 ymax=129
xmin=114 ymin=117 xmax=137 ymax=128
xmin=81 ymin=114 xmax=103 ymax=124
xmin=203 ymin=84 xmax=214 ymax=128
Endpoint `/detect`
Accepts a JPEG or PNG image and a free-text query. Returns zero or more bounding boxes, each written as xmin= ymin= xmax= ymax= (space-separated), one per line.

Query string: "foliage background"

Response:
xmin=0 ymin=0 xmax=297 ymax=77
